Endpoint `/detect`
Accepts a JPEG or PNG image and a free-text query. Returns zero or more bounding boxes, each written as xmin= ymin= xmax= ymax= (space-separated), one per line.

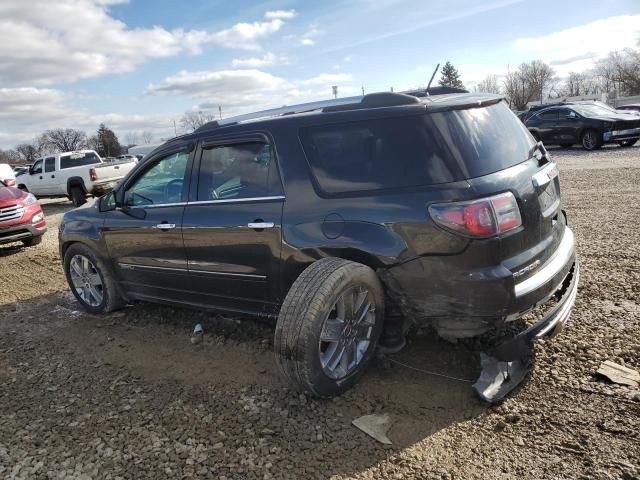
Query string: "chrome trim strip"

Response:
xmin=532 ymin=163 xmax=558 ymax=188
xmin=119 ymin=263 xmax=187 ymax=273
xmin=514 ymin=227 xmax=575 ymax=298
xmin=188 ymin=195 xmax=285 ymax=206
xmin=188 ymin=269 xmax=266 ymax=279
xmin=131 ymin=202 xmax=187 ymax=209
xmin=536 ymin=263 xmax=579 ymax=337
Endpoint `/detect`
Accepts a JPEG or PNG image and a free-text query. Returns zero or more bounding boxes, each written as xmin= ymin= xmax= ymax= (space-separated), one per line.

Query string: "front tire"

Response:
xmin=618 ymin=139 xmax=638 ymax=147
xmin=70 ymin=187 xmax=87 ymax=207
xmin=63 ymin=243 xmax=124 ymax=314
xmin=274 ymin=258 xmax=385 ymax=398
xmin=581 ymin=129 xmax=602 ymax=151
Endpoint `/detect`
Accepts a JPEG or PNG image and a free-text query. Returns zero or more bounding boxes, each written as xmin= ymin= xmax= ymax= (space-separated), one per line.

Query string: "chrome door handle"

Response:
xmin=247 ymin=222 xmax=274 ymax=229
xmin=153 ymin=223 xmax=176 ymax=229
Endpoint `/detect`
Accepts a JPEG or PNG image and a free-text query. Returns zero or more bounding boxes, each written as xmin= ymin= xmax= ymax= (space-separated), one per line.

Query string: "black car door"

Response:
xmin=181 ymin=134 xmax=284 ymax=315
xmin=555 ymin=108 xmax=581 ymax=144
xmin=536 ymin=108 xmax=559 ymax=143
xmin=102 ymin=144 xmax=194 ymax=302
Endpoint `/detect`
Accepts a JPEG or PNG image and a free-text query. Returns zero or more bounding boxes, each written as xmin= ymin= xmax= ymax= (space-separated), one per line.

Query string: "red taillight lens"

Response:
xmin=89 ymin=168 xmax=97 ymax=181
xmin=429 ymin=192 xmax=522 ymax=238
xmin=4 ymin=178 xmax=16 ymax=187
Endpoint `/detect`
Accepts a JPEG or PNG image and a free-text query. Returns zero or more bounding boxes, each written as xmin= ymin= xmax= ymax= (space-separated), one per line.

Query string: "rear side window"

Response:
xmin=60 ymin=152 xmax=101 ymax=169
xmin=197 ymin=142 xmax=282 ymax=201
xmin=539 ymin=109 xmax=558 ymax=121
xmin=300 ymin=102 xmax=535 ymax=195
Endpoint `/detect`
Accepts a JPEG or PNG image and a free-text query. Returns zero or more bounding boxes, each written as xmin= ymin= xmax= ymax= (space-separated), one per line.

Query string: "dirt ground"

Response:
xmin=1 ymin=145 xmax=639 ymax=480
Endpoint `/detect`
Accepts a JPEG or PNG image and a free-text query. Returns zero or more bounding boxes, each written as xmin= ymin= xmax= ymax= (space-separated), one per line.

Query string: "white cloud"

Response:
xmin=211 ymin=18 xmax=285 ymax=51
xmin=298 ymin=73 xmax=353 ymax=86
xmin=265 ymin=10 xmax=297 ymax=20
xmin=0 ymin=87 xmax=176 ymax=148
xmin=513 ymin=15 xmax=640 ymax=77
xmin=301 ymin=38 xmax=315 ymax=46
xmin=231 ymin=52 xmax=288 ymax=68
xmin=0 ymin=1 xmax=295 ymax=85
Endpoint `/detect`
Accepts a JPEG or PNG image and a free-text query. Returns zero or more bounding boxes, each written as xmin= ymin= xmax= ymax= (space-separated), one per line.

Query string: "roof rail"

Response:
xmin=194 ymin=92 xmax=427 ymax=132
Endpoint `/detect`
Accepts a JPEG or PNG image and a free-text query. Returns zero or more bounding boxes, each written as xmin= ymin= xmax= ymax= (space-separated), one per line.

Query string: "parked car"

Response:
xmin=59 ymin=92 xmax=578 ymax=402
xmin=17 ymin=150 xmax=137 ymax=207
xmin=0 ymin=163 xmax=17 ymax=187
xmin=128 ymin=143 xmax=163 ymax=160
xmin=617 ymin=103 xmax=640 ymax=113
xmin=525 ymin=103 xmax=640 ymax=150
xmin=0 ymin=178 xmax=47 ymax=246
xmin=117 ymin=154 xmax=138 ymax=162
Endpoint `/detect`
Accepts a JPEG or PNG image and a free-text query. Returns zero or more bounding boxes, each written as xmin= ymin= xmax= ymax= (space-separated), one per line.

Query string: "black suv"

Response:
xmin=59 ymin=92 xmax=579 ymax=401
xmin=525 ymin=103 xmax=640 ymax=150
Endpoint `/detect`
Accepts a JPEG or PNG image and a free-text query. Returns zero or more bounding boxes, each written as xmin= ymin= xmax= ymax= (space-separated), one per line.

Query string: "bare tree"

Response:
xmin=475 ymin=74 xmax=501 ymax=94
xmin=125 ymin=131 xmax=139 ymax=146
xmin=503 ymin=60 xmax=556 ymax=110
xmin=15 ymin=142 xmax=42 ymax=163
xmin=141 ymin=130 xmax=154 ymax=144
xmin=180 ymin=111 xmax=216 ymax=133
xmin=40 ymin=128 xmax=87 ymax=153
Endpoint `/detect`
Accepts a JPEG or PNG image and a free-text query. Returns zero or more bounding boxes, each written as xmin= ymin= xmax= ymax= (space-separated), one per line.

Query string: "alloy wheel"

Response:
xmin=583 ymin=131 xmax=597 ymax=150
xmin=318 ymin=286 xmax=376 ymax=380
xmin=69 ymin=255 xmax=104 ymax=307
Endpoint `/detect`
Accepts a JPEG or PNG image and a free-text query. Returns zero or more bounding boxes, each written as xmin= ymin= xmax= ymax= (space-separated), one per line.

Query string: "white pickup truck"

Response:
xmin=16 ymin=150 xmax=137 ymax=206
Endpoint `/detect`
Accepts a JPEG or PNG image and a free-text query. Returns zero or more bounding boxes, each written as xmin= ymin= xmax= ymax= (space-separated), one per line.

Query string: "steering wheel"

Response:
xmin=164 ymin=179 xmax=183 ymax=203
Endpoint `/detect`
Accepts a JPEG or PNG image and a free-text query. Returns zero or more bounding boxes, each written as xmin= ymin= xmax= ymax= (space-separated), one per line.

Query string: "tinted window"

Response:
xmin=197 ymin=143 xmax=281 ymax=201
xmin=45 ymin=157 xmax=55 ymax=173
xmin=60 ymin=152 xmax=101 ymax=169
xmin=31 ymin=159 xmax=43 ymax=175
xmin=124 ymin=151 xmax=189 ymax=206
xmin=539 ymin=109 xmax=558 ymax=121
xmin=300 ymin=102 xmax=535 ymax=195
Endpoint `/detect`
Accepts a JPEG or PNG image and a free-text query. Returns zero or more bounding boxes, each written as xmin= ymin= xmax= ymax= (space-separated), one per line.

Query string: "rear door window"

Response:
xmin=45 ymin=157 xmax=55 ymax=173
xmin=196 ymin=142 xmax=282 ymax=201
xmin=299 ymin=102 xmax=535 ymax=195
xmin=60 ymin=152 xmax=101 ymax=169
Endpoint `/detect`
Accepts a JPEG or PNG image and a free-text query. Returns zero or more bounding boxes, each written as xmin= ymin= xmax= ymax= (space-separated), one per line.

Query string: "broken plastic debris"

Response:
xmin=352 ymin=414 xmax=393 ymax=445
xmin=597 ymin=361 xmax=639 ymax=388
xmin=473 ymin=352 xmax=531 ymax=403
xmin=190 ymin=323 xmax=204 ymax=345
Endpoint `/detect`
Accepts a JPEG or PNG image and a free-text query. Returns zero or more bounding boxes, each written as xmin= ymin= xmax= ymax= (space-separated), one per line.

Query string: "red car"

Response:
xmin=0 ymin=179 xmax=47 ymax=246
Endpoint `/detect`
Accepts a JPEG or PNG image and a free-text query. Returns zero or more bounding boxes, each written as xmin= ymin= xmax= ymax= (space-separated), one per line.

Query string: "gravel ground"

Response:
xmin=1 ymin=144 xmax=639 ymax=480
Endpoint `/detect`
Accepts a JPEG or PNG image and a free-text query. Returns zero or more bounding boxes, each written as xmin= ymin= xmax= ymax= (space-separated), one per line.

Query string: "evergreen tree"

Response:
xmin=438 ymin=61 xmax=465 ymax=89
xmin=93 ymin=124 xmax=122 ymax=157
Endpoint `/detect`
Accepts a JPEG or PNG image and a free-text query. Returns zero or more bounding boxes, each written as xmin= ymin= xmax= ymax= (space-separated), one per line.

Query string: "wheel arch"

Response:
xmin=67 ymin=177 xmax=87 ymax=195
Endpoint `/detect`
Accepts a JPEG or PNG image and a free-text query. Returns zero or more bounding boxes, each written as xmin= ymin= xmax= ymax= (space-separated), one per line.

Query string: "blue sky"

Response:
xmin=0 ymin=0 xmax=638 ymax=148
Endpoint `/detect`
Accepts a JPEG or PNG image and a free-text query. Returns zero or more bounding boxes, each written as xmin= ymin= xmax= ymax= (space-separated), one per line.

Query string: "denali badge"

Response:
xmin=513 ymin=259 xmax=541 ymax=278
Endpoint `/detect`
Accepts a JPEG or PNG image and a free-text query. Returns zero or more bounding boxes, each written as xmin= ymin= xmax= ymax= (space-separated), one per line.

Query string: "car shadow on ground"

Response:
xmin=0 ymin=291 xmax=489 ymax=477
xmin=40 ymin=199 xmax=74 ymax=216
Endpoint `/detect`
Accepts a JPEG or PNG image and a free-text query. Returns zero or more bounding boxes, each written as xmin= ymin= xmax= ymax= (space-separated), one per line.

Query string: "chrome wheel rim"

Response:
xmin=319 ymin=286 xmax=376 ymax=380
xmin=69 ymin=255 xmax=104 ymax=307
xmin=583 ymin=132 xmax=595 ymax=149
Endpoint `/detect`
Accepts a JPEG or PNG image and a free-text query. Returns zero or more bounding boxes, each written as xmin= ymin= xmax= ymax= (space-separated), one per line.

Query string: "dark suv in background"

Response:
xmin=59 ymin=91 xmax=578 ymax=402
xmin=525 ymin=102 xmax=640 ymax=150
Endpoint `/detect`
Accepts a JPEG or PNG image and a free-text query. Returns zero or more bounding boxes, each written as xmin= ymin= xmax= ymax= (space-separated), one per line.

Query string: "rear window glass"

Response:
xmin=299 ymin=102 xmax=535 ymax=195
xmin=60 ymin=152 xmax=101 ymax=169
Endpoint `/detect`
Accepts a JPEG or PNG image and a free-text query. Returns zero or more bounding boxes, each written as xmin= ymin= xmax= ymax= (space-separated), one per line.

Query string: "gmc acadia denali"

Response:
xmin=58 ymin=91 xmax=579 ymax=402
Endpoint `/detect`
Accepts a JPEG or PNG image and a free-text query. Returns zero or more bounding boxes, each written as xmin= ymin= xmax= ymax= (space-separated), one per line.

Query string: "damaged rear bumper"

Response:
xmin=472 ymin=260 xmax=579 ymax=402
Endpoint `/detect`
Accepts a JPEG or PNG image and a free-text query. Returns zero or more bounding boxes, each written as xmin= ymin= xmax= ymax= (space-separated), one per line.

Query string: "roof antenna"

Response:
xmin=425 ymin=63 xmax=440 ymax=96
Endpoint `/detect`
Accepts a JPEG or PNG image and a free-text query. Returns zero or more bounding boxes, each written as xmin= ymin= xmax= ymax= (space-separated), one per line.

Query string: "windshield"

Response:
xmin=572 ymin=104 xmax=617 ymax=117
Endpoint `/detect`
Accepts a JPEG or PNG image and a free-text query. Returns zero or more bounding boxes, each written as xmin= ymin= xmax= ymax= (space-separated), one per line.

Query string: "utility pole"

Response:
xmin=218 ymin=105 xmax=222 ymax=120
xmin=172 ymin=119 xmax=177 ymax=136
xmin=332 ymin=85 xmax=338 ymax=98
xmin=361 ymin=85 xmax=365 ymax=96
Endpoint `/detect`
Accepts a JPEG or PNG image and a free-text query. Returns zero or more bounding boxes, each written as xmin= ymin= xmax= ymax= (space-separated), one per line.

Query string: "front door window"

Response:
xmin=124 ymin=151 xmax=189 ymax=206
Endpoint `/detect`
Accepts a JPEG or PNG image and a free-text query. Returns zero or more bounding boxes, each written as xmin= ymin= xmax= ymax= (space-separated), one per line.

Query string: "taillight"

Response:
xmin=429 ymin=192 xmax=522 ymax=238
xmin=89 ymin=168 xmax=97 ymax=181
xmin=4 ymin=179 xmax=16 ymax=186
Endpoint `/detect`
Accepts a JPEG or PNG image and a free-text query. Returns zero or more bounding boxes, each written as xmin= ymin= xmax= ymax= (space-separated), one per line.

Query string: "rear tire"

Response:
xmin=581 ymin=129 xmax=602 ymax=151
xmin=63 ymin=243 xmax=124 ymax=314
xmin=618 ymin=139 xmax=638 ymax=147
xmin=22 ymin=236 xmax=42 ymax=247
xmin=70 ymin=187 xmax=87 ymax=207
xmin=274 ymin=258 xmax=385 ymax=398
